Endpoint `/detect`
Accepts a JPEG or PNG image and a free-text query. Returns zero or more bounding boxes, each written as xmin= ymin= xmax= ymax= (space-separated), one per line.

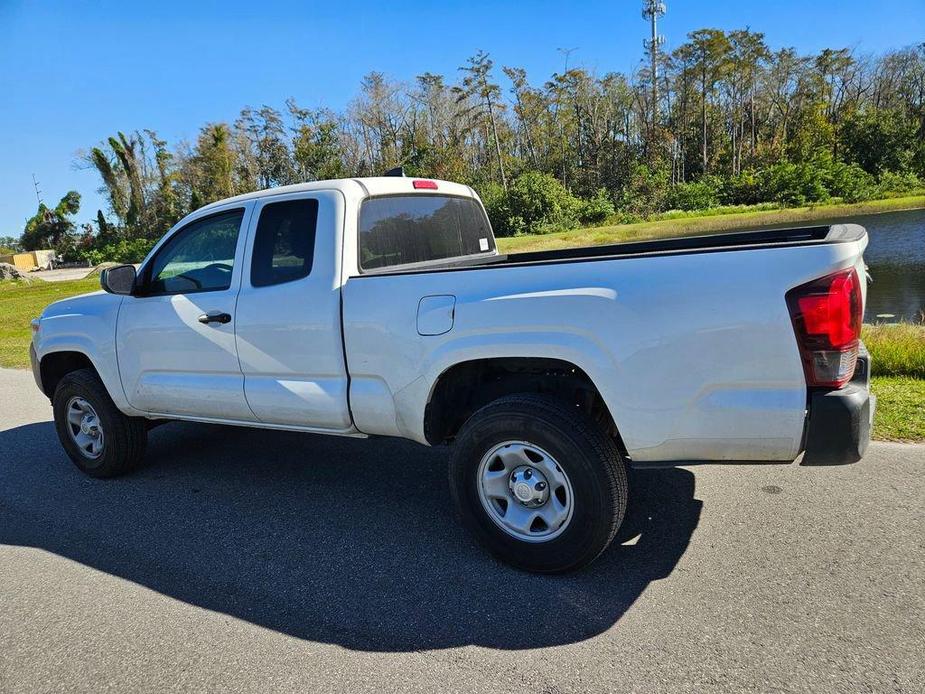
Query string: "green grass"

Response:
xmin=0 ymin=278 xmax=99 ymax=368
xmin=862 ymin=323 xmax=925 ymax=379
xmin=497 ymin=194 xmax=925 ymax=254
xmin=871 ymin=377 xmax=925 ymax=442
xmin=2 ymin=275 xmax=923 ymax=441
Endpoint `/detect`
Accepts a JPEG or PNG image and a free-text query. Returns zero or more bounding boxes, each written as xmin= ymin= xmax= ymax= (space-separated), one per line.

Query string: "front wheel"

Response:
xmin=53 ymin=368 xmax=147 ymax=478
xmin=448 ymin=394 xmax=627 ymax=573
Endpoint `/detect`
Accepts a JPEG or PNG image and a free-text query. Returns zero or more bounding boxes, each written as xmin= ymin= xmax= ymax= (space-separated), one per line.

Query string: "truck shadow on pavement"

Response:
xmin=0 ymin=419 xmax=701 ymax=651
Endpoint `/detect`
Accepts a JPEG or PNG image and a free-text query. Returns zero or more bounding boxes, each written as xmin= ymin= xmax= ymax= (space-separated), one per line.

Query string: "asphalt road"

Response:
xmin=1 ymin=367 xmax=922 ymax=693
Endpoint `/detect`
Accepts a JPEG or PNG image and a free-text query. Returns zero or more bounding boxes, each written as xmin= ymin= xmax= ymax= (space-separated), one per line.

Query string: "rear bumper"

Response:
xmin=801 ymin=345 xmax=875 ymax=465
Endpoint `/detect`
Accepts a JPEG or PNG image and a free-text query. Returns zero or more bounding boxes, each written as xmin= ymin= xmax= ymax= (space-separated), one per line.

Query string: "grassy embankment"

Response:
xmin=2 ymin=211 xmax=923 ymax=442
xmin=862 ymin=323 xmax=925 ymax=441
xmin=0 ymin=277 xmax=99 ymax=368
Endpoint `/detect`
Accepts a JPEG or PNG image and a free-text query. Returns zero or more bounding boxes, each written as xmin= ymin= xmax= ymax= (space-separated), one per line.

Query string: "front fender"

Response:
xmin=33 ymin=293 xmax=140 ymax=415
xmin=35 ymin=338 xmax=131 ymax=409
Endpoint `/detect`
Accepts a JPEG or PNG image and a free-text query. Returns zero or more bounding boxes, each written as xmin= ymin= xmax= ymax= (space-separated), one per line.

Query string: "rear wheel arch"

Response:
xmin=423 ymin=356 xmax=627 ymax=455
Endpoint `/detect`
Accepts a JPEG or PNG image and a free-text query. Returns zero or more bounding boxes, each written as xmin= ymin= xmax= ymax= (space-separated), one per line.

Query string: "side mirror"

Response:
xmin=100 ymin=264 xmax=137 ymax=295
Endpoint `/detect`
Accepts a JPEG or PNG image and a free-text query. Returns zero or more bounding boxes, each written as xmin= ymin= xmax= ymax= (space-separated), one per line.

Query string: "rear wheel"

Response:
xmin=53 ymin=368 xmax=147 ymax=478
xmin=448 ymin=394 xmax=627 ymax=573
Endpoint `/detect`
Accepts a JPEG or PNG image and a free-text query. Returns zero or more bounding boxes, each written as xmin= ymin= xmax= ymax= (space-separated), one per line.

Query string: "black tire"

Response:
xmin=448 ymin=394 xmax=628 ymax=573
xmin=53 ymin=368 xmax=147 ymax=478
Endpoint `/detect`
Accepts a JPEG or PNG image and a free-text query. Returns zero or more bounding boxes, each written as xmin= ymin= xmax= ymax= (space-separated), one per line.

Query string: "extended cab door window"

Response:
xmin=145 ymin=209 xmax=244 ymax=294
xmin=250 ymin=199 xmax=318 ymax=287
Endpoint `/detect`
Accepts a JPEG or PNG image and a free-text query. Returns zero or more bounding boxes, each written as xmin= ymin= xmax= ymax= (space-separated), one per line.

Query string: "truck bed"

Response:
xmin=344 ymin=220 xmax=869 ymax=461
xmin=366 ymin=224 xmax=867 ymax=275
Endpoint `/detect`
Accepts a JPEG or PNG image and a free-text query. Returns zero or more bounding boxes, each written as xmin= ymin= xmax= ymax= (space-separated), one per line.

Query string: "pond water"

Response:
xmin=766 ymin=208 xmax=924 ymax=322
xmin=826 ymin=208 xmax=924 ymax=322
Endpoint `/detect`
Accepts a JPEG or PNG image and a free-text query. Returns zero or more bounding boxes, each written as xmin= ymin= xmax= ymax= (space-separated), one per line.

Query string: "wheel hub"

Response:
xmin=508 ymin=465 xmax=549 ymax=507
xmin=65 ymin=397 xmax=104 ymax=459
xmin=476 ymin=441 xmax=574 ymax=543
xmin=79 ymin=417 xmax=99 ymax=436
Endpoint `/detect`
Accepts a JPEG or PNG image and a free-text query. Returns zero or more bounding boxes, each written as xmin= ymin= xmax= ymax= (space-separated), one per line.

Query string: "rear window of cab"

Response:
xmin=358 ymin=195 xmax=495 ymax=271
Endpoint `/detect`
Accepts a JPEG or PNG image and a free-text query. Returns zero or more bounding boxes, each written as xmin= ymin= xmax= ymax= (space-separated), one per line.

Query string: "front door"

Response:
xmin=116 ymin=205 xmax=257 ymax=421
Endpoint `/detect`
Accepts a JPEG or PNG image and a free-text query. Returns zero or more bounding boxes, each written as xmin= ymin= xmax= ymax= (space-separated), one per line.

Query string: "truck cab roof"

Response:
xmin=195 ymin=177 xmax=478 ymax=216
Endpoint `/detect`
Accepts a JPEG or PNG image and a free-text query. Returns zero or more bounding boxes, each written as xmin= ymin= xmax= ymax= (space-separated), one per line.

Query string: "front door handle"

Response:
xmin=198 ymin=311 xmax=232 ymax=325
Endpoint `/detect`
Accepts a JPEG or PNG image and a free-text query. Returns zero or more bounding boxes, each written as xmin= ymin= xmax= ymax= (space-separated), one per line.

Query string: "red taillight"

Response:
xmin=412 ymin=179 xmax=438 ymax=189
xmin=786 ymin=268 xmax=862 ymax=388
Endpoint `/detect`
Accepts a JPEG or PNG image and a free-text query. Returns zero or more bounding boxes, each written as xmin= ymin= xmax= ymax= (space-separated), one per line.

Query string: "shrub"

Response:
xmin=620 ymin=164 xmax=670 ymax=217
xmin=53 ymin=234 xmax=84 ymax=264
xmin=83 ymin=238 xmax=156 ymax=266
xmin=759 ymin=161 xmax=829 ymax=206
xmin=506 ymin=171 xmax=582 ymax=234
xmin=578 ymin=188 xmax=616 ymax=224
xmin=478 ymin=181 xmax=512 ymax=236
xmin=825 ymin=161 xmax=874 ymax=202
xmin=722 ymin=170 xmax=763 ymax=206
xmin=481 ymin=172 xmax=584 ymax=236
xmin=666 ymin=177 xmax=721 ymax=211
xmin=876 ymin=170 xmax=923 ymax=197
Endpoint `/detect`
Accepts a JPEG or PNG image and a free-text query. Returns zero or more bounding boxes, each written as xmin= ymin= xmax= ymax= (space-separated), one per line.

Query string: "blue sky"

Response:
xmin=1 ymin=0 xmax=923 ymax=236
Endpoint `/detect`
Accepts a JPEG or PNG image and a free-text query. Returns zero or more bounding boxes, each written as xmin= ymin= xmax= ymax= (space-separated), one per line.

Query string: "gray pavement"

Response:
xmin=0 ymin=366 xmax=922 ymax=693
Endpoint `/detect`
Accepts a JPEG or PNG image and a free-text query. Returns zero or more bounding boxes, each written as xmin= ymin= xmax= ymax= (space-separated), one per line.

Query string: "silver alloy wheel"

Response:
xmin=477 ymin=441 xmax=574 ymax=543
xmin=65 ymin=396 xmax=104 ymax=460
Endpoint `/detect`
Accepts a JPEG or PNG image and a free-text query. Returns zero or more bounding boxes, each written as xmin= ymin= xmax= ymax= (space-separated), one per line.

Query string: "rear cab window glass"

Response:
xmin=250 ymin=198 xmax=319 ymax=287
xmin=358 ymin=195 xmax=494 ymax=271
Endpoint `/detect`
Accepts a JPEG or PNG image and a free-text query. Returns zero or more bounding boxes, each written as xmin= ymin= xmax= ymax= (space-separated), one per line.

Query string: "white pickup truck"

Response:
xmin=30 ymin=176 xmax=873 ymax=572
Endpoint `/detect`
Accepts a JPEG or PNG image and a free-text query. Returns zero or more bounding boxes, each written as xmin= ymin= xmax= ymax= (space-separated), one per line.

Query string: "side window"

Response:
xmin=250 ymin=199 xmax=318 ymax=287
xmin=147 ymin=210 xmax=244 ymax=294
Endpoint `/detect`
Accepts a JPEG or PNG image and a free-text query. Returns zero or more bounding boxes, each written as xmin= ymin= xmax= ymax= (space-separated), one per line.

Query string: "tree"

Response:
xmin=115 ymin=133 xmax=144 ymax=226
xmin=71 ymin=28 xmax=925 ymax=259
xmin=841 ymin=108 xmax=918 ymax=173
xmin=235 ymin=106 xmax=296 ymax=189
xmin=673 ymin=29 xmax=731 ymax=174
xmin=457 ymin=51 xmax=508 ymax=189
xmin=288 ymin=100 xmax=346 ymax=182
xmin=813 ymin=47 xmax=866 ymax=157
xmin=20 ymin=191 xmax=81 ymax=252
xmin=503 ymin=66 xmax=540 ymax=168
xmin=763 ymin=48 xmax=810 ymax=158
xmin=84 ymin=130 xmax=179 ymax=240
xmin=186 ymin=123 xmax=237 ymax=207
xmin=724 ymin=30 xmax=769 ymax=173
xmin=349 ymin=72 xmax=411 ymax=173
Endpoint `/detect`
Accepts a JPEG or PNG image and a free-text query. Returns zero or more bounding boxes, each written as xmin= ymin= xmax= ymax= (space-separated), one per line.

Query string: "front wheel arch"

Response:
xmin=39 ymin=350 xmax=98 ymax=398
